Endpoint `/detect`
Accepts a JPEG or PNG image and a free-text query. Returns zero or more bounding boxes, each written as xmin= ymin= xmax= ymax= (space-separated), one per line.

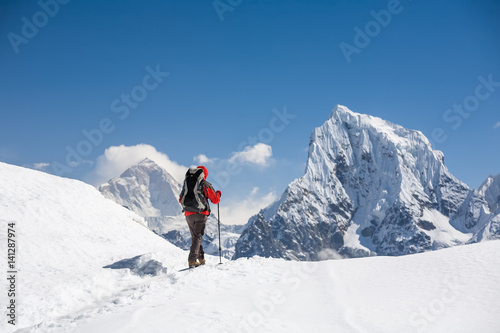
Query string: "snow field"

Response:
xmin=41 ymin=241 xmax=500 ymax=333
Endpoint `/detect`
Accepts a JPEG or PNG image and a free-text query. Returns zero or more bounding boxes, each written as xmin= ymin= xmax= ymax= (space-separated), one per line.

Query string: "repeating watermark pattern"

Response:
xmin=408 ymin=281 xmax=463 ymax=332
xmin=213 ymin=0 xmax=243 ymax=21
xmin=432 ymin=74 xmax=500 ymax=145
xmin=6 ymin=221 xmax=17 ymax=326
xmin=339 ymin=0 xmax=406 ymax=64
xmin=236 ymin=262 xmax=317 ymax=332
xmin=211 ymin=106 xmax=296 ymax=189
xmin=52 ymin=64 xmax=169 ymax=176
xmin=7 ymin=0 xmax=72 ymax=54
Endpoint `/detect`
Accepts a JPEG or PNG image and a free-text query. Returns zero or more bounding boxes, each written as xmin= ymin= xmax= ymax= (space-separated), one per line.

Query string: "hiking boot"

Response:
xmin=199 ymin=258 xmax=206 ymax=265
xmin=188 ymin=260 xmax=201 ymax=268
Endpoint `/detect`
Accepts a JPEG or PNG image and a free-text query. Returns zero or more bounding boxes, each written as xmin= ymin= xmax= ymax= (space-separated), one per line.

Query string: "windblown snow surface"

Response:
xmin=1 ymin=162 xmax=499 ymax=333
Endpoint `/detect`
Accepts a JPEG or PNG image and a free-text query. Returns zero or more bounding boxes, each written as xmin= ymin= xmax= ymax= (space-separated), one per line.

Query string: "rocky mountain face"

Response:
xmin=453 ymin=174 xmax=500 ymax=243
xmin=479 ymin=174 xmax=500 ymax=214
xmin=99 ymin=159 xmax=241 ymax=258
xmin=233 ymin=105 xmax=500 ymax=260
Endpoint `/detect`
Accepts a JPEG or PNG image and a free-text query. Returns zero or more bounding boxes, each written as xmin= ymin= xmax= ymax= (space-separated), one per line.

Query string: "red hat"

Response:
xmin=197 ymin=165 xmax=208 ymax=179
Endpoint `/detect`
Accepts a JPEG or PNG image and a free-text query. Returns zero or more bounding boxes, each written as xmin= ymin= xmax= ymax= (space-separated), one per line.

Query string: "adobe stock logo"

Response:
xmin=211 ymin=107 xmax=296 ymax=189
xmin=7 ymin=0 xmax=71 ymax=54
xmin=237 ymin=262 xmax=317 ymax=332
xmin=339 ymin=0 xmax=405 ymax=64
xmin=213 ymin=0 xmax=243 ymax=21
xmin=52 ymin=65 xmax=169 ymax=176
xmin=409 ymin=281 xmax=463 ymax=332
xmin=432 ymin=74 xmax=500 ymax=145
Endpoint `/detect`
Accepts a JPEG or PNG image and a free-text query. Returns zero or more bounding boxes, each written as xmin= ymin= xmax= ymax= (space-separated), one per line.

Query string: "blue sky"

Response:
xmin=1 ymin=0 xmax=499 ymax=224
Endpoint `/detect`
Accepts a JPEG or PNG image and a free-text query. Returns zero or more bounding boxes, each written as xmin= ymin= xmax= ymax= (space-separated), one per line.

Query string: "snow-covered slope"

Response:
xmin=0 ymin=162 xmax=183 ymax=333
xmin=99 ymin=159 xmax=242 ymax=258
xmin=16 ymin=238 xmax=500 ymax=332
xmin=234 ymin=105 xmax=499 ymax=260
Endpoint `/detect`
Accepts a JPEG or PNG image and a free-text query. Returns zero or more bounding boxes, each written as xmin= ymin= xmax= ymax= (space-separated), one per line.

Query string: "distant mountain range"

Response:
xmin=233 ymin=105 xmax=500 ymax=260
xmin=97 ymin=106 xmax=499 ymax=261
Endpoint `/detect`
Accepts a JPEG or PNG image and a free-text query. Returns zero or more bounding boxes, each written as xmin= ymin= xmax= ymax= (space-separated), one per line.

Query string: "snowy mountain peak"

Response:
xmin=306 ymin=106 xmax=465 ymax=215
xmin=328 ymin=104 xmax=355 ymax=118
xmin=99 ymin=159 xmax=183 ymax=218
xmin=326 ymin=104 xmax=434 ymax=153
xmin=234 ymin=106 xmax=500 ymax=260
xmin=120 ymin=158 xmax=175 ymax=181
xmin=478 ymin=174 xmax=500 ymax=214
xmin=136 ymin=157 xmax=158 ymax=167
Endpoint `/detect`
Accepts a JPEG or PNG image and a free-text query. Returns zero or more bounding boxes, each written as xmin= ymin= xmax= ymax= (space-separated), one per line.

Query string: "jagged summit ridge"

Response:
xmin=234 ymin=106 xmax=499 ymax=260
xmin=325 ymin=105 xmax=440 ymax=161
xmin=479 ymin=174 xmax=500 ymax=213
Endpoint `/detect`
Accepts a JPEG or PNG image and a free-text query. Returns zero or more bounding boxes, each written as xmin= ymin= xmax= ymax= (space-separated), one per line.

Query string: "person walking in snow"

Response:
xmin=179 ymin=166 xmax=221 ymax=268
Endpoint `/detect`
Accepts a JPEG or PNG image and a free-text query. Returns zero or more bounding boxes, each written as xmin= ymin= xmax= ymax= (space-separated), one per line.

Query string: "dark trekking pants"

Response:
xmin=186 ymin=214 xmax=207 ymax=262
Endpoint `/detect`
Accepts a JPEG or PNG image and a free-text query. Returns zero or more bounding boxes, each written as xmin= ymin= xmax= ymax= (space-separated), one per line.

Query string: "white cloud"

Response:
xmin=24 ymin=162 xmax=50 ymax=172
xmin=317 ymin=248 xmax=343 ymax=260
xmin=228 ymin=143 xmax=273 ymax=166
xmin=33 ymin=162 xmax=50 ymax=170
xmin=494 ymin=121 xmax=500 ymax=129
xmin=86 ymin=144 xmax=187 ymax=186
xmin=194 ymin=154 xmax=217 ymax=165
xmin=250 ymin=186 xmax=259 ymax=196
xmin=219 ymin=187 xmax=277 ymax=225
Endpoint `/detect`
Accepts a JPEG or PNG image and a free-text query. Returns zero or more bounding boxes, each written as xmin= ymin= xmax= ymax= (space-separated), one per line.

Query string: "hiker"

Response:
xmin=179 ymin=165 xmax=221 ymax=268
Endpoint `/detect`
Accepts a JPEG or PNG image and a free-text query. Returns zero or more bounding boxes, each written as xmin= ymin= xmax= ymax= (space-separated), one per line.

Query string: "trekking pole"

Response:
xmin=217 ymin=202 xmax=222 ymax=264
